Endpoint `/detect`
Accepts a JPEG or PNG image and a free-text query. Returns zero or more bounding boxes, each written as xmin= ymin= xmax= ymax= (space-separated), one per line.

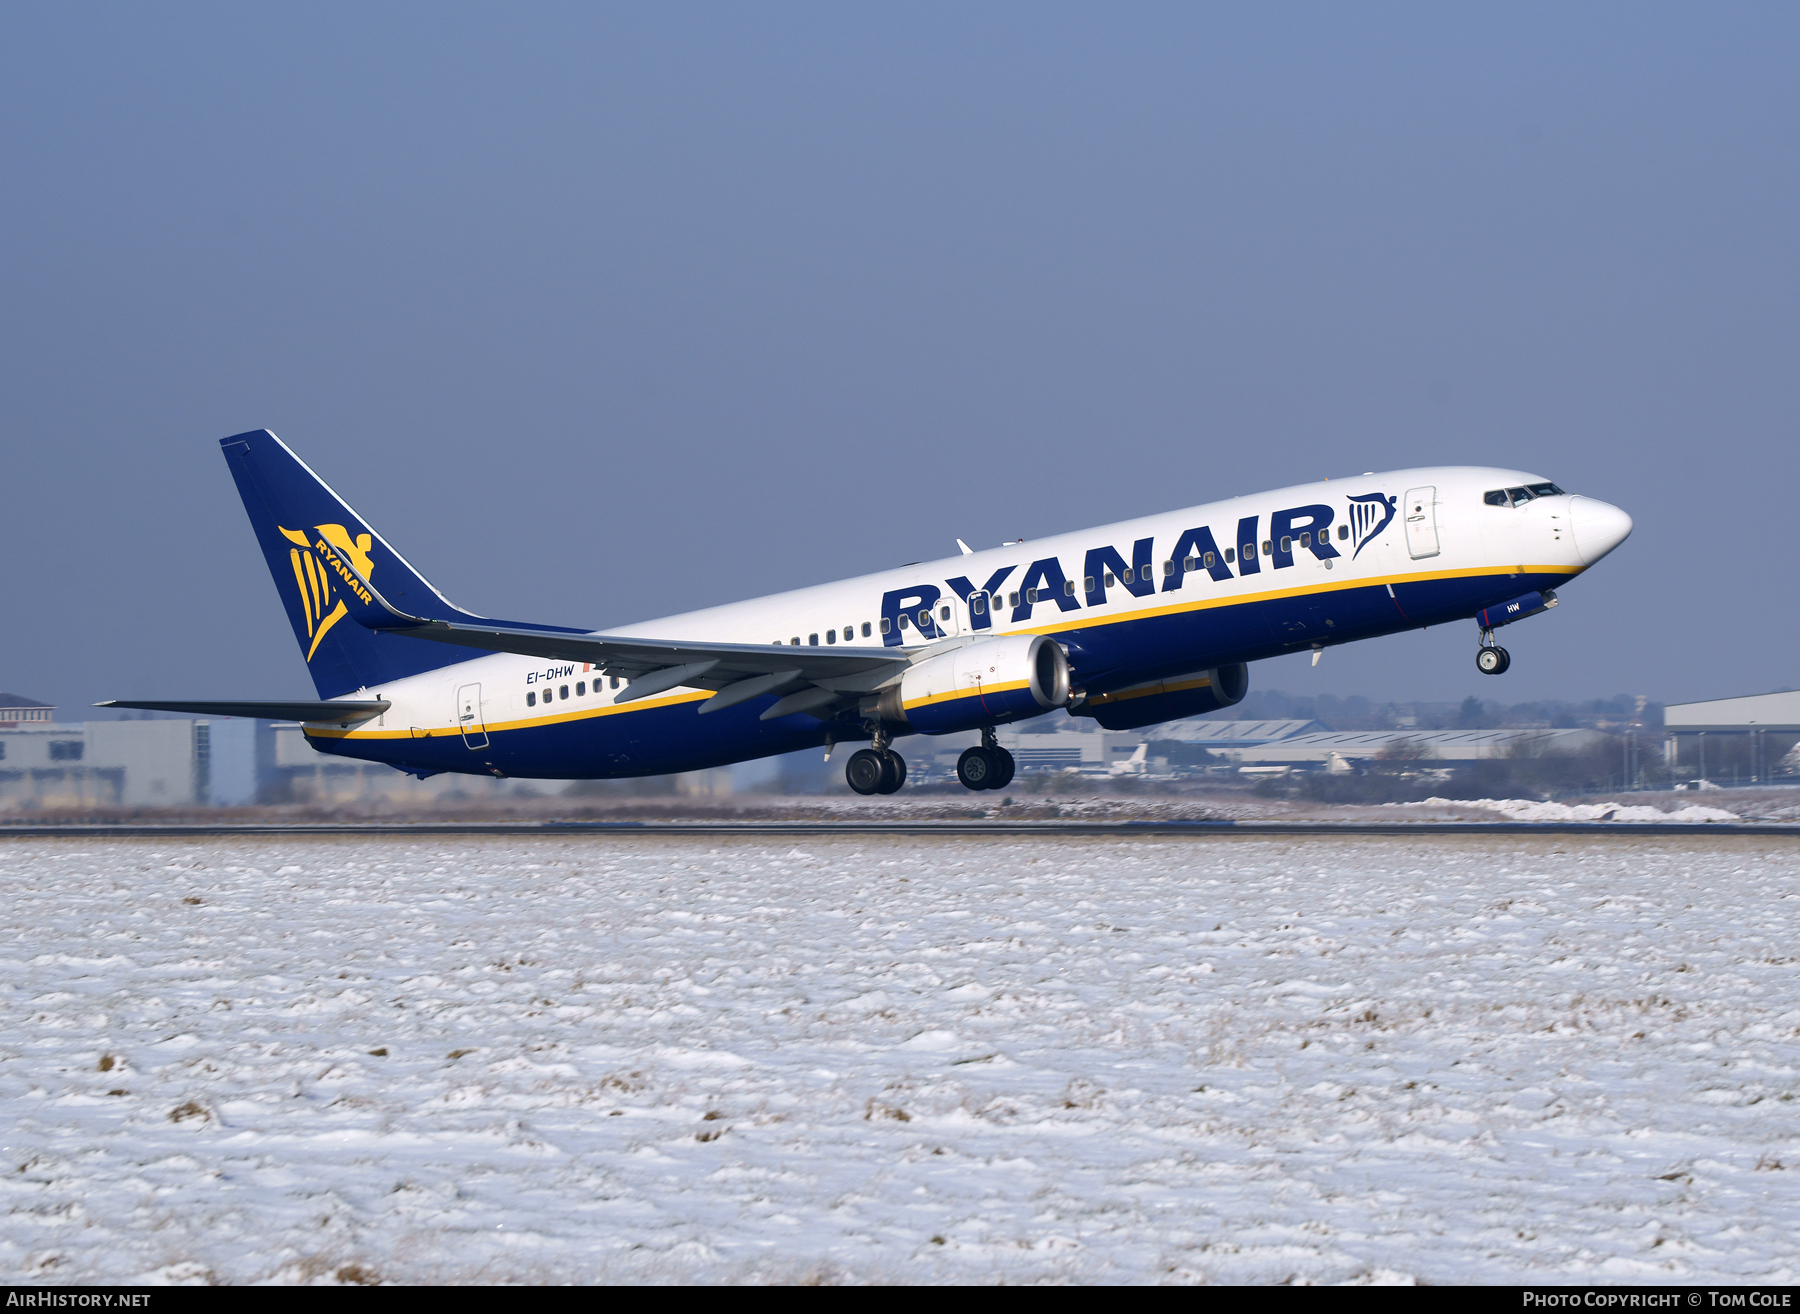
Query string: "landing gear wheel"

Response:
xmin=1476 ymin=646 xmax=1510 ymax=675
xmin=875 ymin=751 xmax=907 ymax=794
xmin=957 ymin=746 xmax=996 ymax=791
xmin=846 ymin=748 xmax=885 ymax=795
xmin=989 ymin=746 xmax=1015 ymax=790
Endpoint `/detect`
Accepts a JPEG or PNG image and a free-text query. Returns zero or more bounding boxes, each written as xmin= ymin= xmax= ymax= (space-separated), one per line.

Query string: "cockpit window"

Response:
xmin=1488 ymin=484 xmax=1566 ymax=507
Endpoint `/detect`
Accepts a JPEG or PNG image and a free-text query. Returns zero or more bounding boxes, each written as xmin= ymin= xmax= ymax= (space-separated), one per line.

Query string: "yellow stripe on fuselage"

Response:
xmin=304 ymin=687 xmax=713 ymax=740
xmin=1001 ymin=562 xmax=1577 ymax=640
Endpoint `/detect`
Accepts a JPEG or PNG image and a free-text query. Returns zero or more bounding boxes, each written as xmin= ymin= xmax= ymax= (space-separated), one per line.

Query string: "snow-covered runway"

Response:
xmin=2 ymin=834 xmax=1796 ymax=1284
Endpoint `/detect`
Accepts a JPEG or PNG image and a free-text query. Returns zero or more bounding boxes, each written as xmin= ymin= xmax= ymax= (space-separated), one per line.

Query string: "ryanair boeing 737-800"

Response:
xmin=104 ymin=431 xmax=1632 ymax=793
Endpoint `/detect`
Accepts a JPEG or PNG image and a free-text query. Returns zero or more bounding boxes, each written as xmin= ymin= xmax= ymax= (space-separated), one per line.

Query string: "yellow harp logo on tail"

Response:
xmin=278 ymin=524 xmax=377 ymax=662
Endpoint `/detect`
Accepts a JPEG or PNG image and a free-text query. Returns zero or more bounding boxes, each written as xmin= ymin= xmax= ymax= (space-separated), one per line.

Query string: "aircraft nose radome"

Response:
xmin=1569 ymin=496 xmax=1632 ymax=566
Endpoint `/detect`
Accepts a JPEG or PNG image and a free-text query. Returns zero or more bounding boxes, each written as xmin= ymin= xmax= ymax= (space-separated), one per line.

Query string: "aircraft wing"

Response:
xmin=320 ymin=545 xmax=916 ymax=710
xmin=95 ymin=699 xmax=390 ymax=725
xmin=369 ymin=618 xmax=910 ymax=691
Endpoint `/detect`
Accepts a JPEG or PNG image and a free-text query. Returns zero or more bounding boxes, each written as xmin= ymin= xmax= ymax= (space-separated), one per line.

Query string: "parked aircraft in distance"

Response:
xmin=105 ymin=432 xmax=1631 ymax=794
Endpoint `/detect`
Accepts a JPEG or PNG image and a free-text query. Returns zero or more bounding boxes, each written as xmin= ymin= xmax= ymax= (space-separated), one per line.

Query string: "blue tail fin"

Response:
xmin=221 ymin=429 xmax=487 ymax=698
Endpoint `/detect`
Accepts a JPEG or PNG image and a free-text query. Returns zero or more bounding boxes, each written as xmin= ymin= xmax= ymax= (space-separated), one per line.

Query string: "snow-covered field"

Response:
xmin=2 ymin=834 xmax=1797 ymax=1285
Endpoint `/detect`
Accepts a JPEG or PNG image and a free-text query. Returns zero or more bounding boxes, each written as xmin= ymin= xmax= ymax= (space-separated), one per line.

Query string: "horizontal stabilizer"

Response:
xmin=96 ymin=699 xmax=390 ymax=725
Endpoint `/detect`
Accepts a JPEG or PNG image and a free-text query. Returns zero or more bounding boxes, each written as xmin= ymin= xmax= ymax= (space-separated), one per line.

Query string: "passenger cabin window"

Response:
xmin=809 ymin=633 xmax=818 ymax=645
xmin=972 ymin=594 xmax=987 ymax=615
xmin=1224 ymin=548 xmax=1235 ymax=563
xmin=1008 ymin=591 xmax=1018 ymax=607
xmin=1299 ymin=533 xmax=1310 ymax=548
xmin=1083 ymin=576 xmax=1095 ymax=593
xmin=917 ymin=610 xmax=931 ymax=627
xmin=898 ymin=614 xmax=910 ymax=630
xmin=862 ymin=621 xmax=873 ymax=637
xmin=611 ymin=676 xmax=621 ymax=689
xmin=843 ymin=626 xmax=853 ymax=641
xmin=1061 ymin=582 xmax=1073 ymax=597
xmin=941 ymin=604 xmax=953 ymax=619
xmin=1162 ymin=560 xmax=1173 ymax=576
xmin=879 ymin=617 xmax=891 ymax=634
xmin=1139 ymin=564 xmax=1151 ymax=581
xmin=791 ymin=637 xmax=800 ymax=645
xmin=1280 ymin=536 xmax=1292 ymax=553
xmin=1262 ymin=540 xmax=1272 ymax=555
xmin=1104 ymin=572 xmax=1115 ymax=587
xmin=826 ymin=629 xmax=836 ymax=644
xmin=576 ymin=681 xmax=585 ymax=695
xmin=1025 ymin=588 xmax=1038 ymax=604
xmin=1337 ymin=525 xmax=1349 ymax=539
xmin=1183 ymin=556 xmax=1197 ymax=571
xmin=526 ymin=691 xmax=536 ymax=706
xmin=560 ymin=685 xmax=569 ymax=700
xmin=1242 ymin=544 xmax=1255 ymax=559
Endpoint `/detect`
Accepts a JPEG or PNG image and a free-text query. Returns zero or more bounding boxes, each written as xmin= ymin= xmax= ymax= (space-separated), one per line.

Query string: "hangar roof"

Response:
xmin=1664 ymin=690 xmax=1800 ymax=732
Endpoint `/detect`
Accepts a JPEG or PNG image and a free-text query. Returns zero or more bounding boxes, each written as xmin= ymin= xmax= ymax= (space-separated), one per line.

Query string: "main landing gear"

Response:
xmin=955 ymin=728 xmax=1016 ymax=791
xmin=845 ymin=720 xmax=907 ymax=796
xmin=1476 ymin=628 xmax=1511 ymax=676
xmin=845 ymin=748 xmax=906 ymax=794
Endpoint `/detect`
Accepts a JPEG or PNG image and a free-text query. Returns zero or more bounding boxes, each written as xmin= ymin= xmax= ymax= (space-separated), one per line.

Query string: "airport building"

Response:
xmin=0 ymin=703 xmax=272 ymax=808
xmin=1662 ymin=690 xmax=1800 ymax=782
xmin=1194 ymin=725 xmax=1604 ymax=766
xmin=0 ymin=698 xmax=793 ymax=808
xmin=0 ymin=693 xmax=57 ymax=725
xmin=904 ymin=718 xmax=1607 ymax=780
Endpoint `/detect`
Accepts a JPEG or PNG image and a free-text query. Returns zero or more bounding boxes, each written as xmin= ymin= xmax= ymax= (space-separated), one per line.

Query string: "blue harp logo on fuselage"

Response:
xmin=1345 ymin=492 xmax=1398 ymax=559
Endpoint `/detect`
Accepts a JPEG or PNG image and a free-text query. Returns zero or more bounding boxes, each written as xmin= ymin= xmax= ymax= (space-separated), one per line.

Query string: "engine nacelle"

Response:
xmin=1074 ymin=663 xmax=1248 ymax=732
xmin=1476 ymin=589 xmax=1558 ymax=630
xmin=865 ymin=635 xmax=1071 ymax=734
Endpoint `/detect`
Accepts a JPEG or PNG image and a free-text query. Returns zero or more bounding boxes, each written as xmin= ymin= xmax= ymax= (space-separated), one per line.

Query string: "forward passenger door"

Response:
xmin=1403 ymin=487 xmax=1440 ymax=559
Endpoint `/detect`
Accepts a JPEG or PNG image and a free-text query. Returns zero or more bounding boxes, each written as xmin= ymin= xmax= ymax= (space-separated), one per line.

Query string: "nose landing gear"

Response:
xmin=1476 ymin=627 xmax=1511 ymax=675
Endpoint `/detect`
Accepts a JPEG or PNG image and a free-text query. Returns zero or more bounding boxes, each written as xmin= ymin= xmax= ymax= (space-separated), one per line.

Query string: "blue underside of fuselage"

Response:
xmin=309 ymin=570 xmax=1565 ymax=779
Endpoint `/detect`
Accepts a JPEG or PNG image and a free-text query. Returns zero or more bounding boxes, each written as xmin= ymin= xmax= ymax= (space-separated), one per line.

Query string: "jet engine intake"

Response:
xmin=864 ymin=635 xmax=1071 ymax=734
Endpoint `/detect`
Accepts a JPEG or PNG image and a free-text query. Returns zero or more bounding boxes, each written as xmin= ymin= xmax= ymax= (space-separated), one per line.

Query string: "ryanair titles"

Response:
xmin=879 ymin=495 xmax=1396 ymax=644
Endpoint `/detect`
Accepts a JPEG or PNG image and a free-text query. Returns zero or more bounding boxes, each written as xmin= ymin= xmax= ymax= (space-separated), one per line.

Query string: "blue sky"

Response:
xmin=3 ymin=3 xmax=1796 ymax=712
